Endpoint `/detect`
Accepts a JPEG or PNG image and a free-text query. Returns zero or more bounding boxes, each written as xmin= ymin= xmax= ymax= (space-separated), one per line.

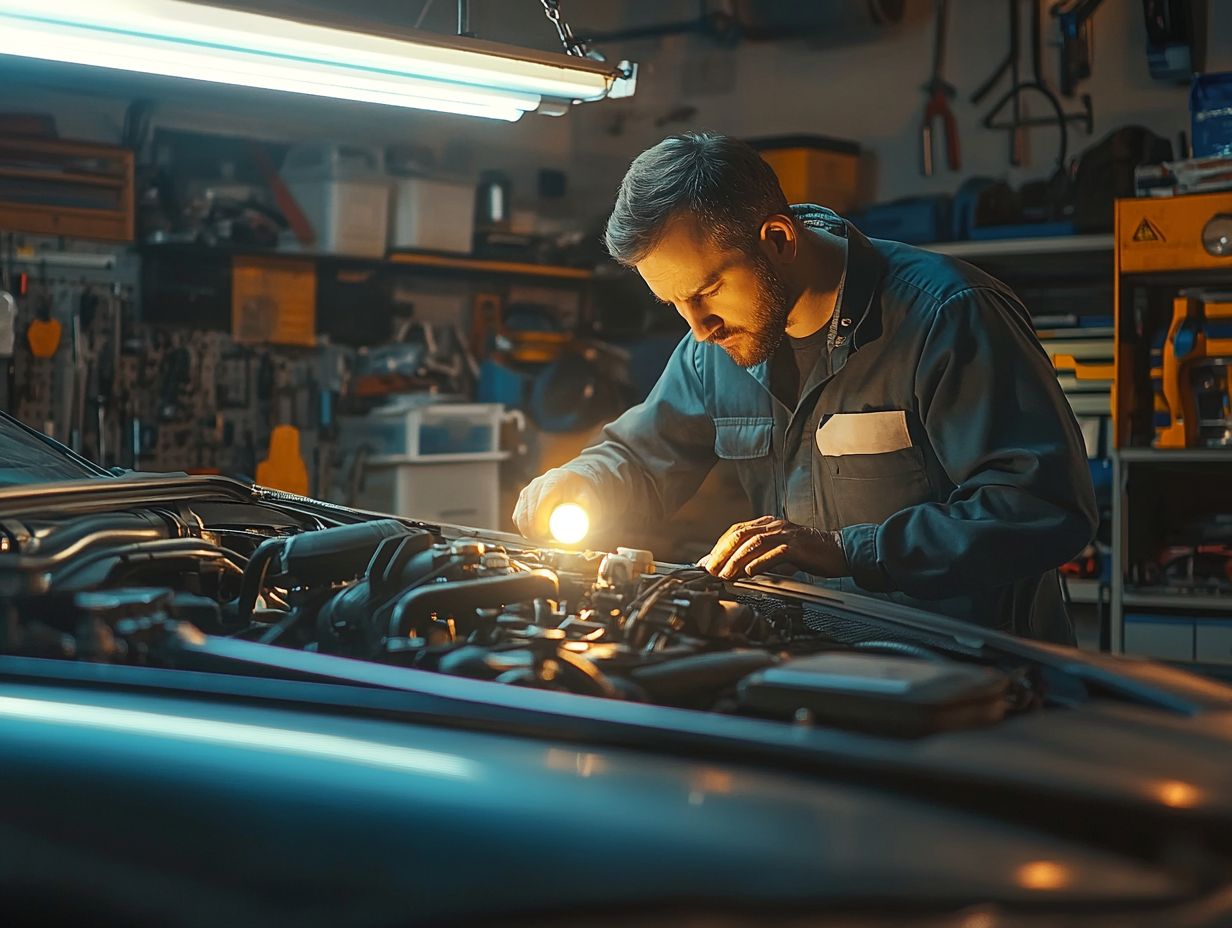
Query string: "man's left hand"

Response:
xmin=700 ymin=516 xmax=849 ymax=580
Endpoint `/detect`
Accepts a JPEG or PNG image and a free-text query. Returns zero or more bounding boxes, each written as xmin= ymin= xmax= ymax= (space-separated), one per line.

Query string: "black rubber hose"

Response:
xmin=236 ymin=519 xmax=413 ymax=625
xmin=53 ymin=539 xmax=239 ymax=590
xmin=538 ymin=646 xmax=620 ymax=699
xmin=388 ymin=569 xmax=559 ymax=639
xmin=235 ymin=536 xmax=287 ymax=625
xmin=14 ymin=510 xmax=176 ymax=566
xmin=280 ymin=518 xmax=410 ymax=580
xmin=852 ymin=640 xmax=947 ymax=663
xmin=630 ymin=650 xmax=778 ymax=703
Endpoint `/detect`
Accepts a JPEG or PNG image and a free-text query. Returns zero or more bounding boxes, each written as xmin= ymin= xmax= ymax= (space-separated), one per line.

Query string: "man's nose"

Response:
xmin=681 ymin=306 xmax=721 ymax=341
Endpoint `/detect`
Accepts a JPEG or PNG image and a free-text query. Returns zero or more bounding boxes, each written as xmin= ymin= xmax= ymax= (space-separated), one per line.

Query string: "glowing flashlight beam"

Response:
xmin=549 ymin=503 xmax=589 ymax=545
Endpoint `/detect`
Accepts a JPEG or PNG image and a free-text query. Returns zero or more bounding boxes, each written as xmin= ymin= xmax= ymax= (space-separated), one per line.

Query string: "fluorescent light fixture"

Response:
xmin=0 ymin=0 xmax=636 ymax=121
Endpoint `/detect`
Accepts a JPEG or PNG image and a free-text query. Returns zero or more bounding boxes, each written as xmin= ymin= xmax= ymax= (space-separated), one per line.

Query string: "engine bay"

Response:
xmin=0 ymin=499 xmax=1032 ymax=736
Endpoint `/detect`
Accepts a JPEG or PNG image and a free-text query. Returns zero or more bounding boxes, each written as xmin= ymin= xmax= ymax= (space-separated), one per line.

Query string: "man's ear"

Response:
xmin=759 ymin=214 xmax=798 ymax=265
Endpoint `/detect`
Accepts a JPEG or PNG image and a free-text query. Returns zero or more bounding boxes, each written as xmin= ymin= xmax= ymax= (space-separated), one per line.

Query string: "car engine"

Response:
xmin=0 ymin=505 xmax=1024 ymax=735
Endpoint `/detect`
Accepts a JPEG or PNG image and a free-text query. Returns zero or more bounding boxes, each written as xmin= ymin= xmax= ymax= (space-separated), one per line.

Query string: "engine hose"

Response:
xmin=551 ymin=647 xmax=619 ymax=699
xmin=280 ymin=518 xmax=410 ymax=580
xmin=53 ymin=539 xmax=239 ymax=590
xmin=6 ymin=510 xmax=179 ymax=569
xmin=533 ymin=597 xmax=553 ymax=626
xmin=523 ymin=646 xmax=619 ymax=699
xmin=388 ymin=569 xmax=559 ymax=639
xmin=236 ymin=519 xmax=414 ymax=625
xmin=853 ymin=640 xmax=946 ymax=663
xmin=235 ymin=536 xmax=287 ymax=625
xmin=630 ymin=650 xmax=778 ymax=704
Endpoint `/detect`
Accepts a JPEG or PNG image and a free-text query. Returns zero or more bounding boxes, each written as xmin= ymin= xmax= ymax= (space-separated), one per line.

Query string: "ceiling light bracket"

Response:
xmin=539 ymin=0 xmax=588 ymax=58
xmin=538 ymin=0 xmax=637 ymax=92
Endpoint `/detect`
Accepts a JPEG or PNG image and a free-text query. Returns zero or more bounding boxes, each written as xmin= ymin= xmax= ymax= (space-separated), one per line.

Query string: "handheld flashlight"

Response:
xmin=549 ymin=502 xmax=590 ymax=545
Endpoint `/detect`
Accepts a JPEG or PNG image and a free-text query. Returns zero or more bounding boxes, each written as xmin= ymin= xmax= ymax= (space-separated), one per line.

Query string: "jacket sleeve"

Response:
xmin=841 ymin=287 xmax=1098 ymax=598
xmin=562 ymin=335 xmax=718 ymax=531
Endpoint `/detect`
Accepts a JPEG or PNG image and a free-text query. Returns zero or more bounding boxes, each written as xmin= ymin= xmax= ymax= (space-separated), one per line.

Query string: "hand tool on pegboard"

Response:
xmin=91 ymin=287 xmax=125 ymax=467
xmin=0 ymin=244 xmax=16 ymax=413
xmin=920 ymin=0 xmax=960 ymax=176
xmin=971 ymin=0 xmax=1092 ymax=170
xmin=0 ymin=289 xmax=15 ymax=413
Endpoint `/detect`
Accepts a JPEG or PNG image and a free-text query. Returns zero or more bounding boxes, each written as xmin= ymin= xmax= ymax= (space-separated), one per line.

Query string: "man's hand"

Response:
xmin=513 ymin=468 xmax=602 ymax=540
xmin=701 ymin=516 xmax=848 ymax=580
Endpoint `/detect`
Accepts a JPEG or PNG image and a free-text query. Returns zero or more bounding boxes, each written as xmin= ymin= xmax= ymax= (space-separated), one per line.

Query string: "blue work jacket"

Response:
xmin=566 ymin=206 xmax=1097 ymax=643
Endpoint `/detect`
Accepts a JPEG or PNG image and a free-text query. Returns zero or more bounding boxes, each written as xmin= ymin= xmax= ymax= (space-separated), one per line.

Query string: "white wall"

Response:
xmin=565 ymin=0 xmax=1232 ymax=215
xmin=2 ymin=0 xmax=1229 ymax=226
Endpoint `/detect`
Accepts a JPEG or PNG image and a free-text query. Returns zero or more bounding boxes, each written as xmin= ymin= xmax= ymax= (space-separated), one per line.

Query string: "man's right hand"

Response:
xmin=513 ymin=468 xmax=602 ymax=540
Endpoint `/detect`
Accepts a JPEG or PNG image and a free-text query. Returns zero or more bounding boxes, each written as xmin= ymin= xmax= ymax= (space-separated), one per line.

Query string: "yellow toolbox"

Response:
xmin=749 ymin=136 xmax=863 ymax=214
xmin=1114 ymin=192 xmax=1232 ymax=447
xmin=1117 ymin=191 xmax=1232 ymax=274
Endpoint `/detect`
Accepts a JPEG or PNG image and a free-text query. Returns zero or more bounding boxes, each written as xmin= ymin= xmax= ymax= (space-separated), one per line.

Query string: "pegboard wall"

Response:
xmin=5 ymin=251 xmax=342 ymax=495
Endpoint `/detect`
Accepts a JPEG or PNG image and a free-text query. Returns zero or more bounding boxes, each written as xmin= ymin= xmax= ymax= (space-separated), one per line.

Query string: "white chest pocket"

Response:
xmin=815 ymin=410 xmax=931 ymax=525
xmin=816 ymin=410 xmax=912 ymax=456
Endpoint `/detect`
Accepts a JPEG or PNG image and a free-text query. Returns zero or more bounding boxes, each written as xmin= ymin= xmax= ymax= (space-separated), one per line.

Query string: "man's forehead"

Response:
xmin=636 ymin=219 xmax=736 ymax=297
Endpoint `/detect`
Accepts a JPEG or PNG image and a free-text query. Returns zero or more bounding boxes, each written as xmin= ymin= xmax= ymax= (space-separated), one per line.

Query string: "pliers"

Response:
xmin=920 ymin=0 xmax=961 ymax=176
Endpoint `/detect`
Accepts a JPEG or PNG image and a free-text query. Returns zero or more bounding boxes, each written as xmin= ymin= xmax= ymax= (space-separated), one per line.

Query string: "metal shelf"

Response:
xmin=921 ymin=234 xmax=1114 ymax=258
xmin=1064 ymin=578 xmax=1106 ymax=605
xmin=142 ymin=242 xmax=594 ymax=281
xmin=1122 ymin=590 xmax=1232 ymax=614
xmin=1116 ymin=448 xmax=1232 ymax=463
xmin=387 ymin=251 xmax=593 ymax=280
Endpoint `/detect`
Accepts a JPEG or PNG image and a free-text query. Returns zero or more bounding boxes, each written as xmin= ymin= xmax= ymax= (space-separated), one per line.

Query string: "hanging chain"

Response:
xmin=539 ymin=0 xmax=589 ymax=57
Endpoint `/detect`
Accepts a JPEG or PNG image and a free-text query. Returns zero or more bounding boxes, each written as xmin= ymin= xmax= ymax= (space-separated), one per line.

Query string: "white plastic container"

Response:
xmin=357 ymin=453 xmax=507 ymax=529
xmin=281 ymin=143 xmax=389 ymax=257
xmin=389 ymin=177 xmax=474 ymax=254
xmin=343 ymin=402 xmax=504 ymax=457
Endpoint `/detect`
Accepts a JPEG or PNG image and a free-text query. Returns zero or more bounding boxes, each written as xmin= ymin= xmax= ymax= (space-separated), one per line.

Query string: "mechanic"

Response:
xmin=514 ymin=132 xmax=1097 ymax=644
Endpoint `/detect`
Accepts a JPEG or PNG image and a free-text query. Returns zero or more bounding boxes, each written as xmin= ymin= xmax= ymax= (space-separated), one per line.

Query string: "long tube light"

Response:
xmin=0 ymin=0 xmax=635 ymax=121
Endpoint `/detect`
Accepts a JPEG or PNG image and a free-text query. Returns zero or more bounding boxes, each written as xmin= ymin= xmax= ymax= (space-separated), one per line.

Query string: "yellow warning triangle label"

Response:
xmin=1132 ymin=217 xmax=1165 ymax=243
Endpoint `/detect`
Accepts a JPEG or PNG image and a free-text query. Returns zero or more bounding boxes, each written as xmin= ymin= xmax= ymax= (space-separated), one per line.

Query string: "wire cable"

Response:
xmin=414 ymin=0 xmax=436 ymax=29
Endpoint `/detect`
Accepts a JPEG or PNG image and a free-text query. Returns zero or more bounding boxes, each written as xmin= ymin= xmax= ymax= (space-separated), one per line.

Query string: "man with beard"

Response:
xmin=514 ymin=132 xmax=1096 ymax=643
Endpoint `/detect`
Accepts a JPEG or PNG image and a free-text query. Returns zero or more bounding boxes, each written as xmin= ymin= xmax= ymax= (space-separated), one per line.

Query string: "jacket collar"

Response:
xmin=747 ymin=205 xmax=886 ymax=393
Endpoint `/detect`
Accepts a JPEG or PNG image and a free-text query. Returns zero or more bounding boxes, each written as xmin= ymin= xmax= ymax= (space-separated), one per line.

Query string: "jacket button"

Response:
xmin=840 ymin=318 xmax=852 ymax=327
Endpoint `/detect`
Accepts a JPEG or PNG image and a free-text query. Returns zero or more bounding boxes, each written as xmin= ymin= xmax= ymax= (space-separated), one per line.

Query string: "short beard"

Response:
xmin=714 ymin=251 xmax=791 ymax=368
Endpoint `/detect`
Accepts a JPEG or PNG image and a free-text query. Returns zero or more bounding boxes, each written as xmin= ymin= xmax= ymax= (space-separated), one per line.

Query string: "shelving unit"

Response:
xmin=139 ymin=241 xmax=595 ymax=342
xmin=1122 ymin=590 xmax=1232 ymax=613
xmin=387 ymin=250 xmax=593 ymax=280
xmin=1116 ymin=448 xmax=1232 ymax=463
xmin=1064 ymin=577 xmax=1106 ymax=605
xmin=0 ymin=135 xmax=135 ymax=242
xmin=922 ymin=233 xmax=1114 ymax=259
xmin=923 ymin=233 xmax=1116 ymax=646
xmin=144 ymin=241 xmax=594 ymax=282
xmin=1110 ymin=191 xmax=1232 ymax=663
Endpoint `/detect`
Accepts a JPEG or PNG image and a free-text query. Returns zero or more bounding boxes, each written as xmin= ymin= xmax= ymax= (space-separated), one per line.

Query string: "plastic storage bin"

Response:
xmin=355 ymin=454 xmax=506 ymax=529
xmin=345 ymin=402 xmax=504 ymax=458
xmin=281 ymin=143 xmax=388 ymax=257
xmin=389 ymin=177 xmax=474 ymax=254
